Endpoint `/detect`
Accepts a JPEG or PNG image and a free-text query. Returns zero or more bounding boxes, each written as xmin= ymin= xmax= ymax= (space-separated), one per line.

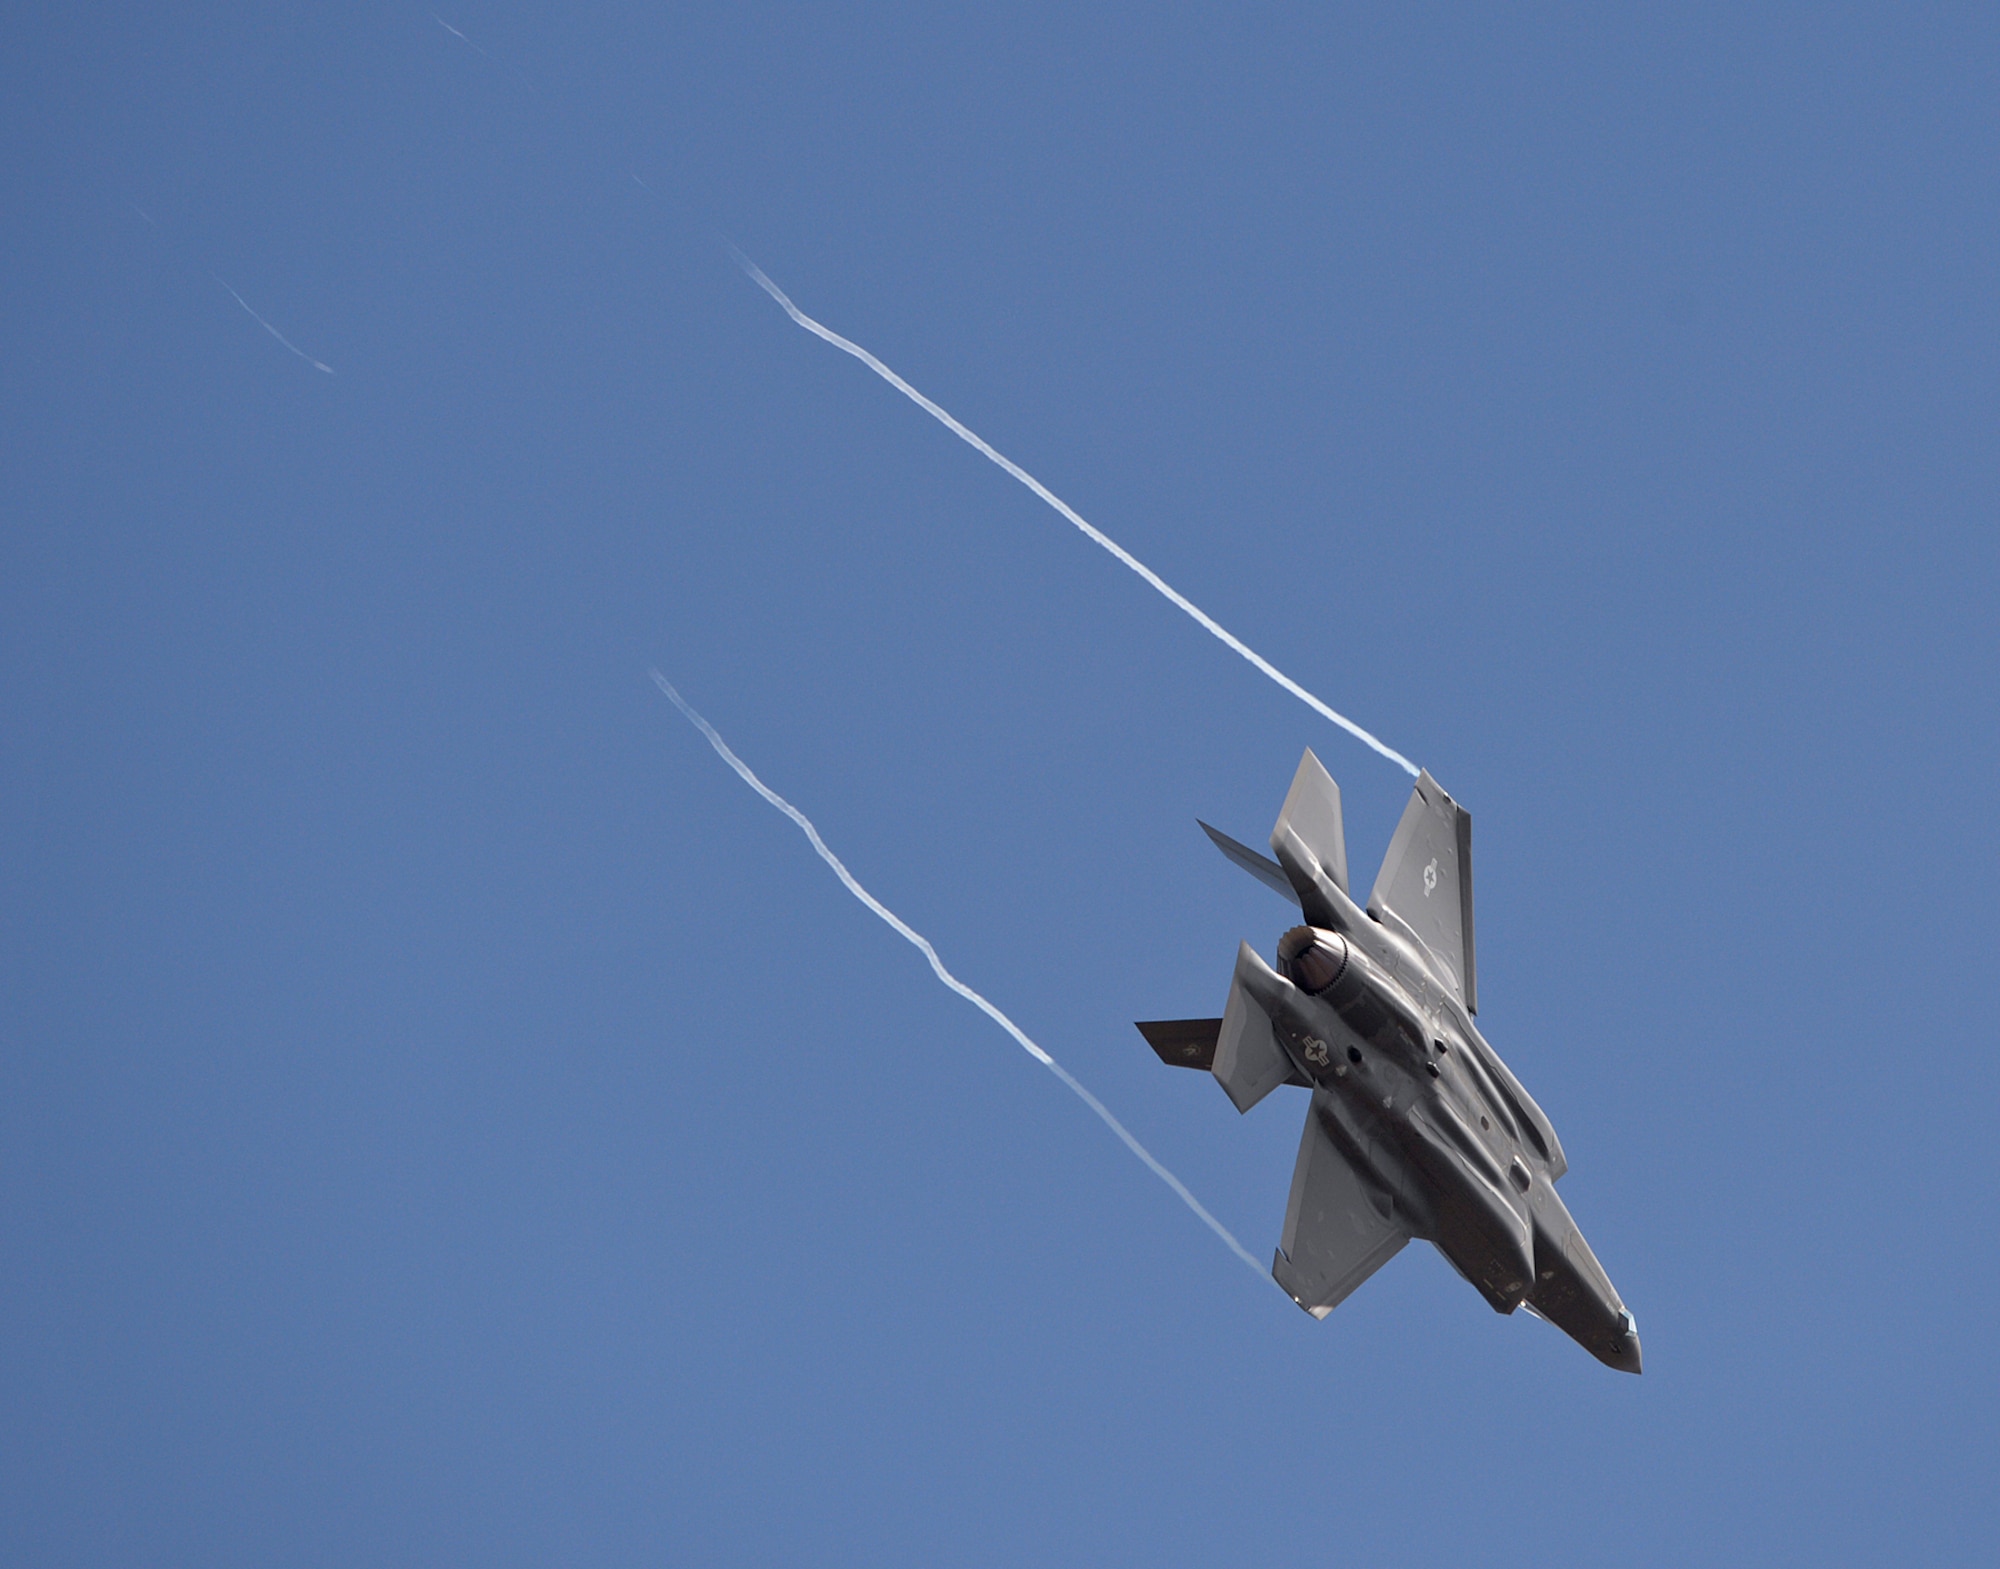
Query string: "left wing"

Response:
xmin=1274 ymin=1089 xmax=1409 ymax=1317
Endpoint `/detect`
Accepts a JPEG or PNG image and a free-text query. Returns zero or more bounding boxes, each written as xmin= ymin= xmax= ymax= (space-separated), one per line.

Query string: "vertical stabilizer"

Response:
xmin=1368 ymin=771 xmax=1478 ymax=1012
xmin=1212 ymin=942 xmax=1297 ymax=1114
xmin=1270 ymin=749 xmax=1349 ymax=894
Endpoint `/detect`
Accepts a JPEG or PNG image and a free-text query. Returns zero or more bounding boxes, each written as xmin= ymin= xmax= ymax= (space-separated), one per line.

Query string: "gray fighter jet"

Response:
xmin=1137 ymin=751 xmax=1640 ymax=1372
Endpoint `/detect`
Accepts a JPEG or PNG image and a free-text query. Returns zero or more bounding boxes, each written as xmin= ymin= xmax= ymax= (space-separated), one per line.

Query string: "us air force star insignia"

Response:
xmin=1423 ymin=857 xmax=1438 ymax=895
xmin=1303 ymin=1038 xmax=1330 ymax=1067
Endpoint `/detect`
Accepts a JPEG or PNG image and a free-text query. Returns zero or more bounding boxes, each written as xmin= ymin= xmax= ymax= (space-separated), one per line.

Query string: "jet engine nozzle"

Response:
xmin=1277 ymin=926 xmax=1350 ymax=995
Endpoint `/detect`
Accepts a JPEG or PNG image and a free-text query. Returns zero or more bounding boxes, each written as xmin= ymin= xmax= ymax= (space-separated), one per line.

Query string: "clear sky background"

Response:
xmin=4 ymin=5 xmax=1996 ymax=1565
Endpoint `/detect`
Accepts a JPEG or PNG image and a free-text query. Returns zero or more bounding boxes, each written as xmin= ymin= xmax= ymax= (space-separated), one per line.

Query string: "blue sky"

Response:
xmin=3 ymin=5 xmax=1995 ymax=1564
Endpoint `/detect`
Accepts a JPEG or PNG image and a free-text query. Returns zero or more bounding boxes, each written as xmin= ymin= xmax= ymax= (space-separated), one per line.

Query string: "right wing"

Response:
xmin=1273 ymin=1089 xmax=1410 ymax=1317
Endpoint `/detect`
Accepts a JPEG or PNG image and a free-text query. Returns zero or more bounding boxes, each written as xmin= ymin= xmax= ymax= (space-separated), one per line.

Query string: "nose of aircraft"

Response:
xmin=1600 ymin=1312 xmax=1643 ymax=1374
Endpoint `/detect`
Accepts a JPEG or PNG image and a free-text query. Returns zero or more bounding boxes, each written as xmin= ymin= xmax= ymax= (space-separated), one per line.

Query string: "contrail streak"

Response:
xmin=212 ymin=275 xmax=334 ymax=375
xmin=731 ymin=252 xmax=1421 ymax=777
xmin=651 ymin=671 xmax=1271 ymax=1281
xmin=432 ymin=12 xmax=540 ymax=96
xmin=432 ymin=14 xmax=486 ymax=57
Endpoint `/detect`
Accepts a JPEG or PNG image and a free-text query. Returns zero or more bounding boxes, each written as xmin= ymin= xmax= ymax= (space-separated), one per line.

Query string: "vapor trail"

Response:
xmin=432 ymin=12 xmax=540 ymax=96
xmin=432 ymin=14 xmax=486 ymax=56
xmin=212 ymin=275 xmax=334 ymax=375
xmin=731 ymin=253 xmax=1420 ymax=778
xmin=651 ymin=671 xmax=1270 ymax=1280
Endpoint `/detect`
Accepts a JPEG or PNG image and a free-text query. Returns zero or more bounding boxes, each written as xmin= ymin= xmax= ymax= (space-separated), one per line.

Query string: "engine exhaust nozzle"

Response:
xmin=1277 ymin=926 xmax=1349 ymax=995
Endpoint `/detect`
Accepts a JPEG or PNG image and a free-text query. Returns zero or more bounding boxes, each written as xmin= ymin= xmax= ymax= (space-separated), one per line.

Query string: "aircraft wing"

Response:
xmin=1368 ymin=769 xmax=1478 ymax=1012
xmin=1273 ymin=1089 xmax=1410 ymax=1317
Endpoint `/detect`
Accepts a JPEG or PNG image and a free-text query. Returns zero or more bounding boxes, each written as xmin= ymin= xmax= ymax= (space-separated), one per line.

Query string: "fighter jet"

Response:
xmin=1137 ymin=751 xmax=1641 ymax=1372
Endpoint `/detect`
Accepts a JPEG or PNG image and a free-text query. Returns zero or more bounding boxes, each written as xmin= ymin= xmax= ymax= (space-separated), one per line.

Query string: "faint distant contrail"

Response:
xmin=432 ymin=12 xmax=541 ymax=96
xmin=432 ymin=14 xmax=486 ymax=56
xmin=212 ymin=275 xmax=335 ymax=375
xmin=731 ymin=252 xmax=1420 ymax=777
xmin=651 ymin=671 xmax=1270 ymax=1280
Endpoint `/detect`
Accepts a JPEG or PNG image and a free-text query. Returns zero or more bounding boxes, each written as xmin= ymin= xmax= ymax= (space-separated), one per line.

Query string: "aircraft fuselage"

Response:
xmin=1237 ymin=875 xmax=1640 ymax=1372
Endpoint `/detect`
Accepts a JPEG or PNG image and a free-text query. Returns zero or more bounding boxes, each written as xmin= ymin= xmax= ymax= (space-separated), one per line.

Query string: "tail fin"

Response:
xmin=1271 ymin=748 xmax=1349 ymax=895
xmin=1195 ymin=746 xmax=1349 ymax=915
xmin=1212 ymin=942 xmax=1300 ymax=1114
xmin=1369 ymin=770 xmax=1477 ymax=1013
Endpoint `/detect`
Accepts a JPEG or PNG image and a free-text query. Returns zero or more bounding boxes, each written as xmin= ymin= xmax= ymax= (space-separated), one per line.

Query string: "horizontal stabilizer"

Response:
xmin=1274 ymin=1089 xmax=1410 ymax=1317
xmin=1213 ymin=942 xmax=1297 ymax=1114
xmin=1134 ymin=1018 xmax=1222 ymax=1071
xmin=1199 ymin=821 xmax=1299 ymax=906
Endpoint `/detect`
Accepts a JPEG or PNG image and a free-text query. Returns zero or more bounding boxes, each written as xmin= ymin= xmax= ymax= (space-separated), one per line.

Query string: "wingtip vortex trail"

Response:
xmin=650 ymin=670 xmax=1274 ymax=1284
xmin=730 ymin=255 xmax=1422 ymax=778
